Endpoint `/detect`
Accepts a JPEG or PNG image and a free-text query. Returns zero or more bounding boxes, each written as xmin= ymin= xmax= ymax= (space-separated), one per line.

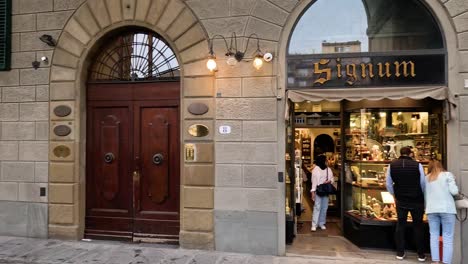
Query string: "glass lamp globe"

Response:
xmin=226 ymin=56 xmax=238 ymax=66
xmin=206 ymin=58 xmax=217 ymax=72
xmin=253 ymin=56 xmax=263 ymax=70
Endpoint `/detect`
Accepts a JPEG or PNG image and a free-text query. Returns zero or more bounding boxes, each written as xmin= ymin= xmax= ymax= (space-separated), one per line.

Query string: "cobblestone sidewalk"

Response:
xmin=0 ymin=236 xmax=422 ymax=264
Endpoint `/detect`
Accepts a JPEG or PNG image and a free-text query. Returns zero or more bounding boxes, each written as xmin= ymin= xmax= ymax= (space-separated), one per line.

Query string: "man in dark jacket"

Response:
xmin=386 ymin=147 xmax=426 ymax=262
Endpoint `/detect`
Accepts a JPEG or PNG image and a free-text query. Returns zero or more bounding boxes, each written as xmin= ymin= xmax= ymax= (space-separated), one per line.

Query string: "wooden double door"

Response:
xmin=85 ymin=82 xmax=180 ymax=242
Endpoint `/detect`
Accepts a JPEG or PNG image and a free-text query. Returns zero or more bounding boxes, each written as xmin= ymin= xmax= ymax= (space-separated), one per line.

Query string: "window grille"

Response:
xmin=89 ymin=31 xmax=180 ymax=82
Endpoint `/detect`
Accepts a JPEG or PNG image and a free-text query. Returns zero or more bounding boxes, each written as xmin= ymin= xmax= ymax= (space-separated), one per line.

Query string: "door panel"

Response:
xmin=141 ymin=109 xmax=170 ymax=205
xmin=99 ymin=115 xmax=122 ymax=201
xmin=133 ymin=104 xmax=180 ymax=237
xmin=85 ymin=102 xmax=133 ymax=239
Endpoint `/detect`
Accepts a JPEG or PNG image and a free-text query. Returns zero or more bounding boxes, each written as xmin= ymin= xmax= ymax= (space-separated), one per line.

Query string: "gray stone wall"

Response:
xmin=441 ymin=0 xmax=468 ymax=262
xmin=0 ymin=0 xmax=468 ymax=259
xmin=0 ymin=0 xmax=76 ymax=237
xmin=184 ymin=0 xmax=300 ymax=255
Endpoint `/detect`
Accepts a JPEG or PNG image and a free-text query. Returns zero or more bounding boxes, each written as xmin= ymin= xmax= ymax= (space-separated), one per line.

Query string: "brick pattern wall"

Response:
xmin=0 ymin=0 xmax=70 ymax=238
xmin=0 ymin=0 xmax=62 ymax=202
xmin=184 ymin=0 xmax=299 ymax=254
xmin=0 ymin=0 xmax=467 ymax=259
xmin=442 ymin=0 xmax=468 ymax=262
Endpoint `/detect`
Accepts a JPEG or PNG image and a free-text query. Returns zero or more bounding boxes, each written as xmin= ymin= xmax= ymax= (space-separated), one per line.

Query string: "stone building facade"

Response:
xmin=0 ymin=0 xmax=467 ymax=261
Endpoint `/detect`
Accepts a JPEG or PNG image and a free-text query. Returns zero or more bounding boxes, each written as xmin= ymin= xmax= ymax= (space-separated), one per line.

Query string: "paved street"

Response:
xmin=0 ymin=236 xmax=425 ymax=264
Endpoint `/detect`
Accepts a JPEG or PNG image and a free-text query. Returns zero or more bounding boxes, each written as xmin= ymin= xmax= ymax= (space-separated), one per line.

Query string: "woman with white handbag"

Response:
xmin=425 ymin=160 xmax=459 ymax=264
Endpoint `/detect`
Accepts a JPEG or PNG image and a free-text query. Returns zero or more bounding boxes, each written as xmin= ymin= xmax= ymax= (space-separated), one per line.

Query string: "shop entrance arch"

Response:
xmin=84 ymin=30 xmax=181 ymax=242
xmin=284 ymin=0 xmax=449 ymax=256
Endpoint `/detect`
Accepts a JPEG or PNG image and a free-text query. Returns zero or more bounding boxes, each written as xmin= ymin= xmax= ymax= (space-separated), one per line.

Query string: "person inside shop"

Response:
xmin=310 ymin=154 xmax=334 ymax=232
xmin=425 ymin=159 xmax=458 ymax=264
xmin=386 ymin=147 xmax=426 ymax=262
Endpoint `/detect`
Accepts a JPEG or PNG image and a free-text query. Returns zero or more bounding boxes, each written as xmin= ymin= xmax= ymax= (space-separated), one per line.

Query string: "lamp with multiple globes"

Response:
xmin=206 ymin=33 xmax=272 ymax=72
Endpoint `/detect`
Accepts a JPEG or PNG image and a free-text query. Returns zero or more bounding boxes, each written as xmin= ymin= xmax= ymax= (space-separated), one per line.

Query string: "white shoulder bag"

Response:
xmin=455 ymin=193 xmax=468 ymax=209
xmin=455 ymin=193 xmax=468 ymax=222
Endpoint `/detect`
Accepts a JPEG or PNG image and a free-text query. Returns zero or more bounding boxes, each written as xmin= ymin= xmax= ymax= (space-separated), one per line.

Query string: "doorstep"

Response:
xmin=286 ymin=234 xmax=425 ymax=263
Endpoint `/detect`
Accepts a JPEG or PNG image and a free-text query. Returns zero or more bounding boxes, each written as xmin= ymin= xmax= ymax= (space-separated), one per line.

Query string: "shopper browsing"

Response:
xmin=310 ymin=155 xmax=334 ymax=232
xmin=386 ymin=147 xmax=426 ymax=262
xmin=425 ymin=160 xmax=458 ymax=264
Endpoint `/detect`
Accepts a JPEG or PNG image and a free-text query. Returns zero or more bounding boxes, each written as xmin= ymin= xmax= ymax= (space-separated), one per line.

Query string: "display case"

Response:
xmin=301 ymin=136 xmax=311 ymax=165
xmin=295 ymin=112 xmax=341 ymax=127
xmin=342 ymin=107 xmax=442 ymax=249
xmin=285 ymin=103 xmax=296 ymax=244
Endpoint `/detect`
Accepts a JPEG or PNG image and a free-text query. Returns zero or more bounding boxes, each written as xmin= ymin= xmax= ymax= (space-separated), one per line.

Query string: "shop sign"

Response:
xmin=313 ymin=58 xmax=416 ymax=85
xmin=287 ymin=54 xmax=445 ymax=88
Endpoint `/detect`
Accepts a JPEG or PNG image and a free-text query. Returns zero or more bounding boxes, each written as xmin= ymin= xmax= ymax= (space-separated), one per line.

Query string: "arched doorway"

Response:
xmin=313 ymin=134 xmax=334 ymax=160
xmin=84 ymin=29 xmax=181 ymax=242
xmin=285 ymin=0 xmax=448 ymax=257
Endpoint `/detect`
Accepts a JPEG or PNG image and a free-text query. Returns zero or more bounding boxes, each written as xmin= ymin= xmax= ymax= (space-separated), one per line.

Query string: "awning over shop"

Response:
xmin=286 ymin=86 xmax=451 ymax=103
xmin=285 ymin=86 xmax=454 ymax=121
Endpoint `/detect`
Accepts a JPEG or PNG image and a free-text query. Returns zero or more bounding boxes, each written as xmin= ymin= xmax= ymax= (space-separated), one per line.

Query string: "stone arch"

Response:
xmin=278 ymin=0 xmax=461 ymax=180
xmin=278 ymin=0 xmax=459 ymax=97
xmin=48 ymin=0 xmax=216 ymax=249
xmin=276 ymin=0 xmax=462 ymax=258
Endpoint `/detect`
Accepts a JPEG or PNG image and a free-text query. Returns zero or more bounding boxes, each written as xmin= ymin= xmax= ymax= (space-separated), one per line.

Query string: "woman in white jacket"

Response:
xmin=310 ymin=155 xmax=334 ymax=232
xmin=425 ymin=160 xmax=459 ymax=264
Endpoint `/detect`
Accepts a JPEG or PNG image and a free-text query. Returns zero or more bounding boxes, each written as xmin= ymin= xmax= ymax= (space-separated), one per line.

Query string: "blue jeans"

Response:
xmin=312 ymin=195 xmax=329 ymax=227
xmin=427 ymin=213 xmax=456 ymax=264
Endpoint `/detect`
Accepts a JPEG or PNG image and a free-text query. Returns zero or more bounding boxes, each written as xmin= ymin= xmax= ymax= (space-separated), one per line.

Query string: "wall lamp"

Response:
xmin=32 ymin=56 xmax=49 ymax=70
xmin=206 ymin=33 xmax=273 ymax=72
xmin=39 ymin=34 xmax=56 ymax=47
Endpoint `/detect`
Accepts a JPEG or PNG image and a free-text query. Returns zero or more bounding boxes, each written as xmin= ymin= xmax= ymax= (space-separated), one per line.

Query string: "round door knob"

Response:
xmin=104 ymin=153 xmax=115 ymax=163
xmin=152 ymin=153 xmax=164 ymax=165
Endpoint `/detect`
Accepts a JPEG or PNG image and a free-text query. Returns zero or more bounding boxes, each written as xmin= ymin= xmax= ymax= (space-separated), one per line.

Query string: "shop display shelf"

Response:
xmin=343 ymin=212 xmax=430 ymax=250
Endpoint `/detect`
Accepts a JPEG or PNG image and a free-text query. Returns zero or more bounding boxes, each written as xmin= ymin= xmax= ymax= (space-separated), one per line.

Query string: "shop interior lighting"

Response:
xmin=206 ymin=32 xmax=272 ymax=72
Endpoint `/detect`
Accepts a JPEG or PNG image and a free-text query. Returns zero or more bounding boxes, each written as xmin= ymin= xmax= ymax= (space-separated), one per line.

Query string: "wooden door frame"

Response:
xmin=85 ymin=81 xmax=181 ymax=241
xmin=48 ymin=16 xmax=216 ymax=249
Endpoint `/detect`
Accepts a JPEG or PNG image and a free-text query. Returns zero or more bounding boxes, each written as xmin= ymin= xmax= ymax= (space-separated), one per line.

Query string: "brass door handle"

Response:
xmin=132 ymin=170 xmax=140 ymax=210
xmin=133 ymin=170 xmax=140 ymax=181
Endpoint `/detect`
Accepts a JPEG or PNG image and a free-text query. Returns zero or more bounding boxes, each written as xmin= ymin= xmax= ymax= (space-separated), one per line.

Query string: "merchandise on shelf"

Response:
xmin=344 ymin=110 xmax=441 ymax=223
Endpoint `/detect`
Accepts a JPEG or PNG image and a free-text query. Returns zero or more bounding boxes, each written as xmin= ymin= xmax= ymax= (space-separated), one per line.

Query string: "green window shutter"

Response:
xmin=0 ymin=0 xmax=11 ymax=71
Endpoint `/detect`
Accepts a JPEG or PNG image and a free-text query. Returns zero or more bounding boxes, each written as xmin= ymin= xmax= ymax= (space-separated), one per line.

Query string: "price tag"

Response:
xmin=219 ymin=126 xmax=231 ymax=134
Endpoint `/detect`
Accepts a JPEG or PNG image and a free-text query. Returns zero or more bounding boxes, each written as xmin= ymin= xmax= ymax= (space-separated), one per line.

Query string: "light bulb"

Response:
xmin=253 ymin=56 xmax=263 ymax=70
xmin=226 ymin=56 xmax=237 ymax=66
xmin=206 ymin=58 xmax=217 ymax=72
